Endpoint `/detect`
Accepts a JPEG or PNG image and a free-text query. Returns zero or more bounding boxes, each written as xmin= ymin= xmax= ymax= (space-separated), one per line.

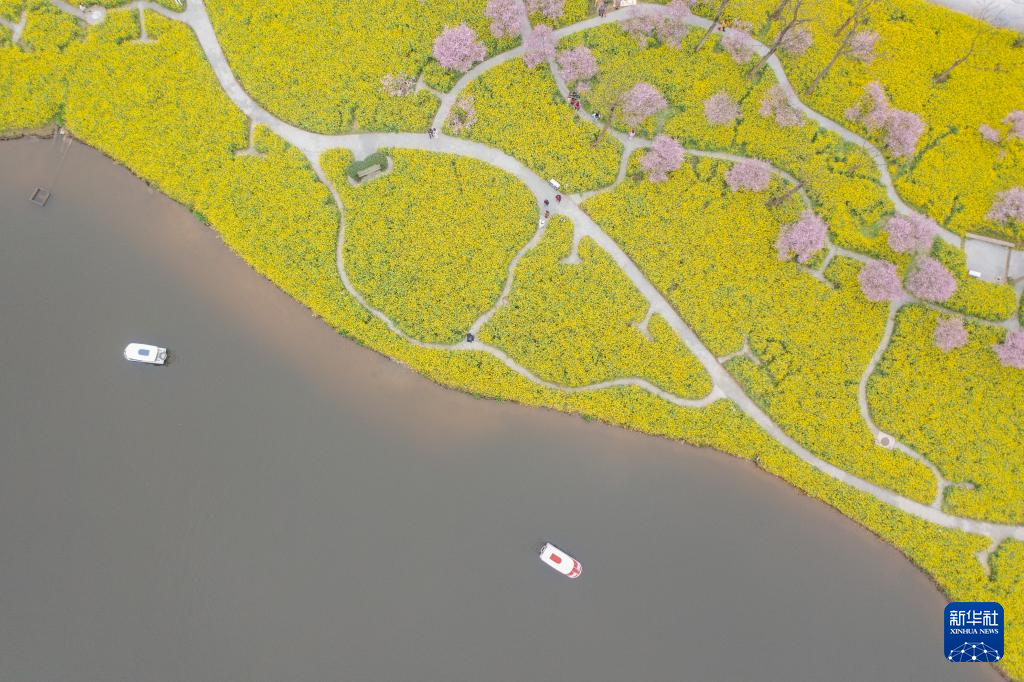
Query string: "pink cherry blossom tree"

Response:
xmin=620 ymin=82 xmax=668 ymax=127
xmin=858 ymin=260 xmax=903 ymax=301
xmin=849 ymin=82 xmax=925 ymax=158
xmin=726 ymin=158 xmax=772 ymax=192
xmin=704 ymin=91 xmax=739 ymax=126
xmin=624 ymin=15 xmax=658 ymax=42
xmin=1006 ymin=110 xmax=1024 ymax=138
xmin=526 ymin=0 xmax=564 ymax=20
xmin=523 ymin=25 xmax=557 ymax=68
xmin=885 ymin=213 xmax=938 ymax=253
xmin=485 ymin=0 xmax=526 ymax=38
xmin=759 ymin=86 xmax=803 ymax=127
xmin=433 ymin=24 xmax=487 ymax=73
xmin=446 ymin=95 xmax=478 ymax=134
xmin=380 ymin=74 xmax=416 ymax=97
xmin=556 ymin=45 xmax=599 ymax=89
xmin=979 ymin=124 xmax=1001 ymax=144
xmin=776 ymin=210 xmax=827 ymax=263
xmin=993 ymin=329 xmax=1024 ymax=369
xmin=987 ymin=187 xmax=1024 ymax=225
xmin=847 ymin=30 xmax=879 ymax=62
xmin=905 ymin=256 xmax=957 ymax=302
xmin=657 ymin=0 xmax=693 ymax=48
xmin=722 ymin=23 xmax=756 ymax=64
xmin=934 ymin=317 xmax=968 ymax=352
xmin=641 ymin=135 xmax=686 ymax=182
xmin=780 ymin=27 xmax=813 ymax=55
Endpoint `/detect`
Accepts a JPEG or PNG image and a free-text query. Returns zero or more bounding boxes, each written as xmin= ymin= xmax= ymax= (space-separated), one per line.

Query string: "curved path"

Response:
xmin=48 ymin=0 xmax=1024 ymax=543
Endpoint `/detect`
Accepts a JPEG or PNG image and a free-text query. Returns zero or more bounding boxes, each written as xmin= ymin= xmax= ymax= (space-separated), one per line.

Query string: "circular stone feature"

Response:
xmin=84 ymin=6 xmax=107 ymax=25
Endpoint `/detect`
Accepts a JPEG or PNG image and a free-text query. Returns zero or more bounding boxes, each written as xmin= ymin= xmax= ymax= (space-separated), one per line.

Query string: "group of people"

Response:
xmin=541 ymin=194 xmax=563 ymax=221
xmin=568 ymin=93 xmax=583 ymax=112
xmin=426 ymin=127 xmax=437 ymax=139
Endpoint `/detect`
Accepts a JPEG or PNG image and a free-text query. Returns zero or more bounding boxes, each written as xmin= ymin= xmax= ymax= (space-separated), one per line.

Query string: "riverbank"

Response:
xmin=927 ymin=0 xmax=1024 ymax=30
xmin=1 ymin=136 xmax=1004 ymax=681
xmin=2 ymin=1 xmax=1022 ymax=675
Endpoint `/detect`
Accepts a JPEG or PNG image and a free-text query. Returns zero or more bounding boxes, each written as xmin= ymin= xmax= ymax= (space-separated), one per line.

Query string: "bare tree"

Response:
xmin=767 ymin=0 xmax=792 ymax=23
xmin=832 ymin=0 xmax=883 ymax=38
xmin=748 ymin=0 xmax=816 ymax=75
xmin=806 ymin=15 xmax=878 ymax=94
xmin=694 ymin=0 xmax=736 ymax=52
xmin=933 ymin=4 xmax=1002 ymax=83
xmin=765 ymin=157 xmax=865 ymax=208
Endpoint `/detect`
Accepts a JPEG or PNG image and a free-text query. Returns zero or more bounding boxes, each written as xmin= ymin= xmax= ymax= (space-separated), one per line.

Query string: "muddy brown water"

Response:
xmin=0 ymin=138 xmax=1000 ymax=681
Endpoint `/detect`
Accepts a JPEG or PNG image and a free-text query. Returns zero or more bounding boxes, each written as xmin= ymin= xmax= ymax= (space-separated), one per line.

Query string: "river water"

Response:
xmin=0 ymin=138 xmax=999 ymax=681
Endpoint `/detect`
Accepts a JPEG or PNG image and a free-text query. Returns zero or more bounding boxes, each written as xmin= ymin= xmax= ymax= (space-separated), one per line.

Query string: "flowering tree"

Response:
xmin=759 ymin=86 xmax=802 ymax=127
xmin=858 ymin=260 xmax=903 ymax=301
xmin=433 ymin=24 xmax=487 ymax=73
xmin=726 ymin=158 xmax=772 ymax=192
xmin=847 ymin=30 xmax=879 ymax=61
xmin=556 ymin=45 xmax=598 ymax=88
xmin=886 ymin=213 xmax=938 ymax=253
xmin=987 ymin=187 xmax=1024 ymax=225
xmin=590 ymin=82 xmax=667 ymax=144
xmin=380 ymin=74 xmax=416 ymax=97
xmin=993 ymin=329 xmax=1024 ymax=369
xmin=848 ymin=82 xmax=925 ymax=158
xmin=1006 ymin=110 xmax=1024 ymax=138
xmin=624 ymin=15 xmax=658 ymax=41
xmin=934 ymin=317 xmax=968 ymax=352
xmin=780 ymin=27 xmax=813 ymax=55
xmin=446 ymin=95 xmax=478 ymax=134
xmin=979 ymin=124 xmax=1001 ymax=144
xmin=526 ymin=0 xmax=564 ymax=20
xmin=641 ymin=135 xmax=686 ymax=182
xmin=905 ymin=256 xmax=957 ymax=302
xmin=620 ymin=82 xmax=668 ymax=127
xmin=485 ymin=0 xmax=525 ymax=38
xmin=657 ymin=0 xmax=693 ymax=48
xmin=523 ymin=25 xmax=556 ymax=68
xmin=704 ymin=91 xmax=739 ymax=126
xmin=722 ymin=24 xmax=756 ymax=64
xmin=776 ymin=210 xmax=827 ymax=263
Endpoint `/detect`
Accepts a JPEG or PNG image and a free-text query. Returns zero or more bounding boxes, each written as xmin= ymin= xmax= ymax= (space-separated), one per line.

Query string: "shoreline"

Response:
xmin=2 ymin=134 xmax=1000 ymax=681
xmin=5 ymin=133 xmax=1003 ymax=640
xmin=926 ymin=0 xmax=1024 ymax=30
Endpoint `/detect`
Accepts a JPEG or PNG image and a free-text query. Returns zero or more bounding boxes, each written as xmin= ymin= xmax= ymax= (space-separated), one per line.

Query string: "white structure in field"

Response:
xmin=964 ymin=233 xmax=1024 ymax=285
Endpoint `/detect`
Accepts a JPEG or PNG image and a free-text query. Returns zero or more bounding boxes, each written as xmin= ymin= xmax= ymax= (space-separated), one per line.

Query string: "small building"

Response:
xmin=964 ymin=233 xmax=1024 ymax=285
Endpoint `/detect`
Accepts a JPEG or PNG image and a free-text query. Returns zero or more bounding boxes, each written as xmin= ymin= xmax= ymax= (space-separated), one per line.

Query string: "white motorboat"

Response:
xmin=124 ymin=342 xmax=167 ymax=365
xmin=539 ymin=542 xmax=581 ymax=579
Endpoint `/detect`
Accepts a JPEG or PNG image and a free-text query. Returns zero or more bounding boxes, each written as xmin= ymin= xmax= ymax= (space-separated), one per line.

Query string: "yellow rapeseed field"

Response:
xmin=480 ymin=216 xmax=713 ymax=397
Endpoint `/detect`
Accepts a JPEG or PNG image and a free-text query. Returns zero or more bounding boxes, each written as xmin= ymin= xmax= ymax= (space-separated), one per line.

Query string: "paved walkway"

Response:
xmin=0 ymin=10 xmax=27 ymax=43
xmin=46 ymin=0 xmax=1024 ymax=544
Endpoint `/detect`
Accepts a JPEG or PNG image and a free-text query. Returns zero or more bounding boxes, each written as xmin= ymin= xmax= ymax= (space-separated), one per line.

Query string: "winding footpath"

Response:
xmin=51 ymin=0 xmax=1024 ymax=547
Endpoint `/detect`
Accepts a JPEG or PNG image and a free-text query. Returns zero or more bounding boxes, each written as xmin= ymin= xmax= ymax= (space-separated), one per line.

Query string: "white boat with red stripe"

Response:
xmin=539 ymin=542 xmax=581 ymax=579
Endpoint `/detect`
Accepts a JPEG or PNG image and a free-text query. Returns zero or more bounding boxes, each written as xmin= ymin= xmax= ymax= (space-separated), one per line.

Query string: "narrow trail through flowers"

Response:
xmin=51 ymin=0 xmax=1024 ymax=546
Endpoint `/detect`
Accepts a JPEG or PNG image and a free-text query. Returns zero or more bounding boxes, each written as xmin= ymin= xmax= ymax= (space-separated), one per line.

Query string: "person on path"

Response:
xmin=555 ymin=194 xmax=562 ymax=203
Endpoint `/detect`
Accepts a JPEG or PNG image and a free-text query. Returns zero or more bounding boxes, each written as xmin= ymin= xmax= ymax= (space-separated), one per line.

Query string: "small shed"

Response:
xmin=964 ymin=233 xmax=1024 ymax=285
